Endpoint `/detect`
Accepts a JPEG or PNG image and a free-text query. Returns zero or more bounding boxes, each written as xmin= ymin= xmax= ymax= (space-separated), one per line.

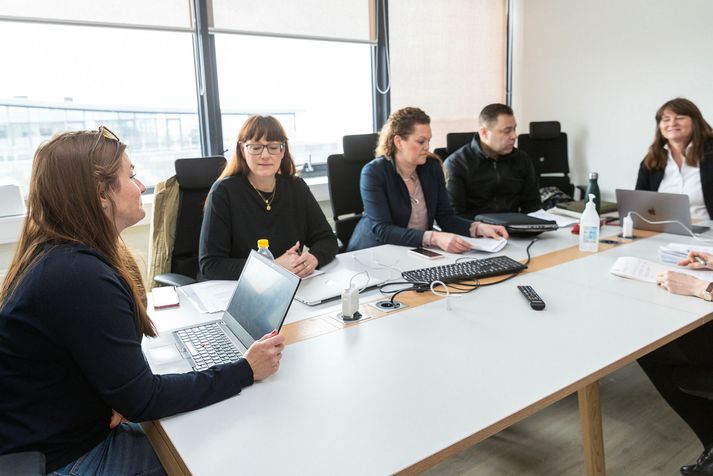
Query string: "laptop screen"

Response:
xmin=223 ymin=251 xmax=300 ymax=347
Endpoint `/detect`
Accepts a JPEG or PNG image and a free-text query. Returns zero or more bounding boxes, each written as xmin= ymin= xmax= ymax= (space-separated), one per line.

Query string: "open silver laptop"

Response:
xmin=616 ymin=189 xmax=710 ymax=235
xmin=144 ymin=251 xmax=300 ymax=374
xmin=294 ymin=268 xmax=387 ymax=306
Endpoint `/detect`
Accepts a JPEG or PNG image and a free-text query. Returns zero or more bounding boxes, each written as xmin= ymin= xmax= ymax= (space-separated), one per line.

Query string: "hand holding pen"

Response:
xmin=677 ymin=251 xmax=713 ymax=270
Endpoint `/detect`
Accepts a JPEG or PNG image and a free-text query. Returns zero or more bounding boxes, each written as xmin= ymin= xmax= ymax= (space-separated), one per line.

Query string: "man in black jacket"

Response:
xmin=444 ymin=103 xmax=542 ymax=219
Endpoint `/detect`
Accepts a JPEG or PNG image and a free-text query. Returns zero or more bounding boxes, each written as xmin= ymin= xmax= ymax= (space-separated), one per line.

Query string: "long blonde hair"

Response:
xmin=0 ymin=130 xmax=156 ymax=337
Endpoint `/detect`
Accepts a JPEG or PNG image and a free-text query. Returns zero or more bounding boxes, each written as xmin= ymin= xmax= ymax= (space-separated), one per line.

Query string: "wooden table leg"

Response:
xmin=578 ymin=382 xmax=605 ymax=475
xmin=142 ymin=421 xmax=191 ymax=475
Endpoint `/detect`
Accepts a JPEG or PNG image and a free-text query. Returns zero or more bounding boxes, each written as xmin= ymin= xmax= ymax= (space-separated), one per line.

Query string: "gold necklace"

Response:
xmin=249 ymin=179 xmax=277 ymax=211
xmin=396 ymin=166 xmax=419 ymax=204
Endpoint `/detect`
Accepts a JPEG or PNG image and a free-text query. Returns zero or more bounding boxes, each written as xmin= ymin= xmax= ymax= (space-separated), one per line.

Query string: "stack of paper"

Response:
xmin=462 ymin=237 xmax=507 ymax=253
xmin=658 ymin=243 xmax=713 ymax=265
xmin=610 ymin=256 xmax=713 ymax=283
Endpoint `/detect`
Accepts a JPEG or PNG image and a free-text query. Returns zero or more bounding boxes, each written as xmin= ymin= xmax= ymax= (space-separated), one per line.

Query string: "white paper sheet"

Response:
xmin=658 ymin=243 xmax=713 ymax=265
xmin=529 ymin=209 xmax=578 ymax=227
xmin=461 ymin=237 xmax=507 ymax=253
xmin=178 ymin=280 xmax=238 ymax=313
xmin=610 ymin=256 xmax=713 ymax=283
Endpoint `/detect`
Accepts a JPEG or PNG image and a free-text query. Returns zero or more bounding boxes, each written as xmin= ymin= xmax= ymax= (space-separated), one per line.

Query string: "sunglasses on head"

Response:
xmin=89 ymin=125 xmax=122 ymax=160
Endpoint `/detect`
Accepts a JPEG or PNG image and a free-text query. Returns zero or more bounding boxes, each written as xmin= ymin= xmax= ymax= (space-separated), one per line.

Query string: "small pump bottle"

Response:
xmin=579 ymin=194 xmax=600 ymax=252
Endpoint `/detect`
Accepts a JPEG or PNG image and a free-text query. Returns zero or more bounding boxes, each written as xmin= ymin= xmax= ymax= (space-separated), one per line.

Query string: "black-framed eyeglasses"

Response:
xmin=242 ymin=142 xmax=285 ymax=156
xmin=89 ymin=125 xmax=121 ymax=159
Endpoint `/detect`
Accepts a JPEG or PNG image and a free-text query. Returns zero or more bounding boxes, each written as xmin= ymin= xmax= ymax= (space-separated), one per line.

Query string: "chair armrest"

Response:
xmin=0 ymin=451 xmax=45 ymax=475
xmin=154 ymin=273 xmax=197 ymax=287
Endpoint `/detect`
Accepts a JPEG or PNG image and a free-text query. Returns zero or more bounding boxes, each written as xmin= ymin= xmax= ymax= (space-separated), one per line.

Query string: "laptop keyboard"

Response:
xmin=176 ymin=323 xmax=242 ymax=371
xmin=402 ymin=256 xmax=527 ymax=284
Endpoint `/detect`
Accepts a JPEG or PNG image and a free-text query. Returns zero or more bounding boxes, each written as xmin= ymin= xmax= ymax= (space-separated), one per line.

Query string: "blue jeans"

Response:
xmin=50 ymin=422 xmax=166 ymax=476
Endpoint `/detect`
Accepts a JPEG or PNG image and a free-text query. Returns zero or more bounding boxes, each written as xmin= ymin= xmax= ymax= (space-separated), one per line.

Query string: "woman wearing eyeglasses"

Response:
xmin=199 ymin=115 xmax=337 ymax=279
xmin=0 ymin=129 xmax=284 ymax=474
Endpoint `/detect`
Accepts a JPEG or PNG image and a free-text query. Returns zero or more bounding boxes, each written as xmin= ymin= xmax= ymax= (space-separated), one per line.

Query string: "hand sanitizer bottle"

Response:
xmin=579 ymin=194 xmax=600 ymax=252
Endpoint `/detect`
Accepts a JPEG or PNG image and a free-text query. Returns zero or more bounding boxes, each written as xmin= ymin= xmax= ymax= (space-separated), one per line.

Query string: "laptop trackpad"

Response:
xmin=147 ymin=344 xmax=193 ymax=374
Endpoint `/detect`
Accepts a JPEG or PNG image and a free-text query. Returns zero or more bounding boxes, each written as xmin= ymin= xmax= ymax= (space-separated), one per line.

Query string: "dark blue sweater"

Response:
xmin=0 ymin=244 xmax=254 ymax=471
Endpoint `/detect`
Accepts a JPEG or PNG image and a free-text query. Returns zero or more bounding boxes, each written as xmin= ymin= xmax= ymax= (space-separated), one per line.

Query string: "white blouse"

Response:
xmin=658 ymin=145 xmax=710 ymax=220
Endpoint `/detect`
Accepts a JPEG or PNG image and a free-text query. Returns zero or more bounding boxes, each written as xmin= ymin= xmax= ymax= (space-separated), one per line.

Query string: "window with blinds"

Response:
xmin=388 ymin=0 xmax=506 ymax=147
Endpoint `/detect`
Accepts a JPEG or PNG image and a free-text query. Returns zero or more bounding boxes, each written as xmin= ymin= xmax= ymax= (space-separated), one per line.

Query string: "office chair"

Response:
xmin=0 ymin=451 xmax=45 ymax=475
xmin=673 ymin=366 xmax=713 ymax=400
xmin=154 ymin=156 xmax=226 ymax=287
xmin=434 ymin=132 xmax=475 ymax=160
xmin=517 ymin=121 xmax=582 ymax=198
xmin=327 ymin=133 xmax=378 ymax=252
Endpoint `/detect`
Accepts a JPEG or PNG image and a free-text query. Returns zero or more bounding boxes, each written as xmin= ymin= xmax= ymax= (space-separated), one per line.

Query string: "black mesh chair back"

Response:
xmin=435 ymin=131 xmax=475 ymax=160
xmin=327 ymin=133 xmax=378 ymax=251
xmin=171 ymin=156 xmax=227 ymax=278
xmin=446 ymin=132 xmax=475 ymax=154
xmin=517 ymin=121 xmax=573 ymax=196
xmin=343 ymin=133 xmax=378 ymax=162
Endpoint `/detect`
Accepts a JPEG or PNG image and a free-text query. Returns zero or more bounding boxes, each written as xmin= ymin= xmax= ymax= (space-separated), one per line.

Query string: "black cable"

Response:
xmin=475 ymin=237 xmax=538 ymax=287
xmin=380 ymin=238 xmax=539 ymax=303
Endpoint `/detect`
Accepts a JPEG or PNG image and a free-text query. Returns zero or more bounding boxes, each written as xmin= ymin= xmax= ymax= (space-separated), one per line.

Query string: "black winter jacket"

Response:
xmin=444 ymin=135 xmax=542 ymax=219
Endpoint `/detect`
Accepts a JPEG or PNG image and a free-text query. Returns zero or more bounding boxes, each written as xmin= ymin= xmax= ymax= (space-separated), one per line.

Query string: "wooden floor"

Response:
xmin=424 ymin=362 xmax=702 ymax=476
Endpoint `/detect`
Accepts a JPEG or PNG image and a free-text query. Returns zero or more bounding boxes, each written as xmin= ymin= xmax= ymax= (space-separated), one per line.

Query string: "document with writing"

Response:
xmin=610 ymin=256 xmax=713 ymax=283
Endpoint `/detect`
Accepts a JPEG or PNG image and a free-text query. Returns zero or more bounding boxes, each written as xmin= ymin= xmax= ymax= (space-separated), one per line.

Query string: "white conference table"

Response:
xmin=144 ymin=227 xmax=713 ymax=475
xmin=283 ymin=226 xmax=615 ymax=324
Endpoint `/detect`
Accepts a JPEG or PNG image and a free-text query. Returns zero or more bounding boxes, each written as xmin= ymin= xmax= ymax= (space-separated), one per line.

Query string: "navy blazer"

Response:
xmin=635 ymin=138 xmax=713 ymax=217
xmin=347 ymin=156 xmax=472 ymax=251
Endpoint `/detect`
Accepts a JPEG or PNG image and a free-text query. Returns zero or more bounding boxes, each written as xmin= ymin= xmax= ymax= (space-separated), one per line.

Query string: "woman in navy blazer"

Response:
xmin=348 ymin=107 xmax=507 ymax=252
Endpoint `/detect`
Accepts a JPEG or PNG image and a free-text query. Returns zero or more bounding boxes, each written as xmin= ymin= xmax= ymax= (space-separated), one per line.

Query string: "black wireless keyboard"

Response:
xmin=402 ymin=256 xmax=527 ymax=284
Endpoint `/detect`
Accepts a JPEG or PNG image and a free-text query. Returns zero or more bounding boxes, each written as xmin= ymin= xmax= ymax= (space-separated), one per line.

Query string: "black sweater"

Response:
xmin=0 ymin=244 xmax=254 ymax=471
xmin=199 ymin=174 xmax=338 ymax=279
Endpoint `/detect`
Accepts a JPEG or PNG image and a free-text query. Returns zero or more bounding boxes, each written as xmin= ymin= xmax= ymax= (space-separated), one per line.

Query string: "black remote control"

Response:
xmin=517 ymin=285 xmax=545 ymax=310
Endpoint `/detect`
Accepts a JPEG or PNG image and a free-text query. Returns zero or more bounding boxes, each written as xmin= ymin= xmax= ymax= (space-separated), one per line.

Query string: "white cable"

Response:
xmin=352 ymin=254 xmax=402 ymax=277
xmin=429 ymin=280 xmax=456 ymax=310
xmin=628 ymin=211 xmax=713 ymax=243
xmin=348 ymin=270 xmax=370 ymax=293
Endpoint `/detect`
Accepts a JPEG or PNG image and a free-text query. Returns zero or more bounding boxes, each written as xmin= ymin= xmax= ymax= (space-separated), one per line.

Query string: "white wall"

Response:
xmin=512 ymin=0 xmax=713 ymax=200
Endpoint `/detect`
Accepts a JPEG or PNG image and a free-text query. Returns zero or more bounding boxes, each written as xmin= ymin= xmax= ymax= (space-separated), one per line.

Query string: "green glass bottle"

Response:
xmin=585 ymin=172 xmax=601 ymax=214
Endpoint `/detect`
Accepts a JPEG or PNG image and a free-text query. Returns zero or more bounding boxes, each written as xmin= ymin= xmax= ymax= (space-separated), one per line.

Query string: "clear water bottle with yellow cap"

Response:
xmin=256 ymin=239 xmax=274 ymax=261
